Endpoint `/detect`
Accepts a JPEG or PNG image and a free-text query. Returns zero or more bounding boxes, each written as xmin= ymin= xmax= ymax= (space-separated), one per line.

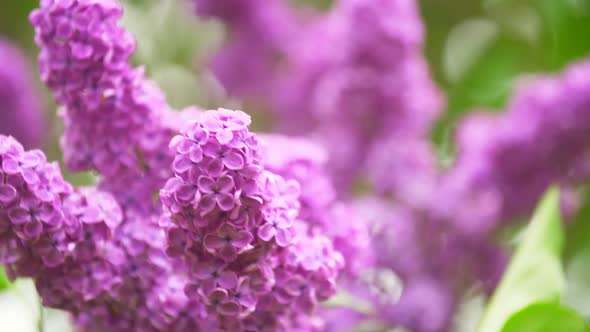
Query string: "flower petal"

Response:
xmin=8 ymin=207 xmax=30 ymax=225
xmin=202 ymin=141 xmax=221 ymax=157
xmin=2 ymin=158 xmax=20 ymax=174
xmin=175 ymin=184 xmax=197 ymax=204
xmin=206 ymin=159 xmax=224 ymax=178
xmin=204 ymin=234 xmax=225 ymax=250
xmin=198 ymin=176 xmax=216 ymax=194
xmin=218 ymin=271 xmax=238 ymax=289
xmin=218 ymin=301 xmax=240 ymax=316
xmin=172 ymin=155 xmax=193 ymax=174
xmin=275 ymin=227 xmax=294 ymax=247
xmin=219 ymin=245 xmax=237 ymax=262
xmin=187 ymin=124 xmax=209 ymax=143
xmin=193 ymin=263 xmax=215 ymax=279
xmin=23 ymin=219 xmax=43 ymax=239
xmin=217 ymin=223 xmax=236 ymax=238
xmin=231 ymin=230 xmax=253 ymax=249
xmin=188 ymin=146 xmax=203 ymax=163
xmin=22 ymin=168 xmax=40 ymax=185
xmin=198 ymin=194 xmax=216 ymax=215
xmin=0 ymin=185 xmax=17 ymax=204
xmin=223 ymin=150 xmax=245 ymax=170
xmin=257 ymin=223 xmax=275 ymax=242
xmin=216 ymin=193 xmax=235 ymax=212
xmin=217 ymin=175 xmax=235 ymax=193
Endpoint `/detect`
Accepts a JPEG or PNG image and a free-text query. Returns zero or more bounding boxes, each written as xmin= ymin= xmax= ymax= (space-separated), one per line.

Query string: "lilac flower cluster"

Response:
xmin=0 ymin=135 xmax=121 ymax=309
xmin=367 ymin=135 xmax=439 ymax=208
xmin=30 ymin=0 xmax=177 ymax=208
xmin=347 ymin=197 xmax=506 ymax=332
xmin=0 ymin=136 xmax=188 ymax=332
xmin=0 ymin=39 xmax=46 ymax=148
xmin=436 ymin=59 xmax=590 ymax=237
xmin=0 ymin=135 xmax=75 ymax=277
xmin=196 ymin=0 xmax=444 ymax=191
xmin=2 ymin=119 xmax=341 ymax=332
xmin=262 ymin=134 xmax=373 ymax=277
xmin=161 ymin=110 xmax=343 ymax=331
xmin=279 ymin=0 xmax=443 ymax=191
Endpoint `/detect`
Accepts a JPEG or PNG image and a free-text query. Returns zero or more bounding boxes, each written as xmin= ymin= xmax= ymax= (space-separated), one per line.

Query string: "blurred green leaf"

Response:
xmin=0 ymin=266 xmax=11 ymax=291
xmin=564 ymin=189 xmax=590 ymax=260
xmin=294 ymin=0 xmax=333 ymax=11
xmin=564 ymin=189 xmax=590 ymax=318
xmin=564 ymin=249 xmax=590 ymax=319
xmin=432 ymin=34 xmax=534 ymax=149
xmin=478 ymin=187 xmax=564 ymax=332
xmin=501 ymin=302 xmax=588 ymax=332
xmin=443 ymin=18 xmax=498 ymax=84
xmin=539 ymin=0 xmax=590 ymax=70
xmin=323 ymin=290 xmax=373 ymax=315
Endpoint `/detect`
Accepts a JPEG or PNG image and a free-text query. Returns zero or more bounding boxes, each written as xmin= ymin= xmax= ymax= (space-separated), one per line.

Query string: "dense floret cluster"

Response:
xmin=30 ymin=0 xmax=177 ymax=208
xmin=160 ymin=110 xmax=343 ymax=331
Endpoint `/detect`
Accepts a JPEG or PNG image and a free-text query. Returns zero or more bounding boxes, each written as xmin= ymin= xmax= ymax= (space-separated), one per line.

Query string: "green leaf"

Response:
xmin=501 ymin=302 xmax=589 ymax=332
xmin=538 ymin=0 xmax=590 ymax=70
xmin=563 ymin=189 xmax=590 ymax=317
xmin=432 ymin=35 xmax=532 ymax=149
xmin=322 ymin=290 xmax=373 ymax=315
xmin=0 ymin=266 xmax=11 ymax=291
xmin=477 ymin=187 xmax=565 ymax=332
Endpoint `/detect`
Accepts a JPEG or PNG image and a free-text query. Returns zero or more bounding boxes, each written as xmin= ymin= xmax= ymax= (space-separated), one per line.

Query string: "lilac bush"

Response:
xmin=0 ymin=0 xmax=345 ymax=331
xmin=0 ymin=0 xmax=589 ymax=331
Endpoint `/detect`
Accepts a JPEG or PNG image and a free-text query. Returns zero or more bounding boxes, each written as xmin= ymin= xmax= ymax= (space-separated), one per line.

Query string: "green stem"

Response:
xmin=37 ymin=300 xmax=44 ymax=332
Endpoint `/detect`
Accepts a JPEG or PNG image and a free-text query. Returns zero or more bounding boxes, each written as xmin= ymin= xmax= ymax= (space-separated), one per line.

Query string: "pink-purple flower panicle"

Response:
xmin=436 ymin=59 xmax=590 ymax=237
xmin=1 ymin=135 xmax=73 ymax=277
xmin=160 ymin=109 xmax=343 ymax=330
xmin=272 ymin=0 xmax=443 ymax=191
xmin=262 ymin=134 xmax=373 ymax=277
xmin=30 ymin=0 xmax=178 ymax=208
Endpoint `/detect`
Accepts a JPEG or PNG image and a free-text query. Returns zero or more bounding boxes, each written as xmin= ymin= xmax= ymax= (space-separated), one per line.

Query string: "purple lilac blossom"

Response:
xmin=0 ymin=135 xmax=206 ymax=331
xmin=0 ymin=135 xmax=122 ymax=306
xmin=436 ymin=59 xmax=590 ymax=237
xmin=346 ymin=197 xmax=506 ymax=332
xmin=0 ymin=38 xmax=46 ymax=148
xmin=191 ymin=0 xmax=443 ymax=192
xmin=30 ymin=0 xmax=177 ymax=209
xmin=161 ymin=109 xmax=343 ymax=331
xmin=5 ymin=0 xmax=345 ymax=331
xmin=273 ymin=0 xmax=443 ymax=191
xmin=0 ymin=135 xmax=75 ymax=277
xmin=66 ymin=214 xmax=195 ymax=332
xmin=367 ymin=135 xmax=439 ymax=209
xmin=379 ymin=278 xmax=454 ymax=332
xmin=262 ymin=134 xmax=373 ymax=277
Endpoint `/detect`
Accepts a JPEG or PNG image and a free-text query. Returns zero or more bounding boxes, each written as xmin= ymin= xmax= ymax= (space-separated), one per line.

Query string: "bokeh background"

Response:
xmin=1 ymin=0 xmax=590 ymax=331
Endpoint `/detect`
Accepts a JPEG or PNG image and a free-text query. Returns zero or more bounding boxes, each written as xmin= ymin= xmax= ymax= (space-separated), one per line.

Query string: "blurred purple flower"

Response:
xmin=0 ymin=38 xmax=46 ymax=148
